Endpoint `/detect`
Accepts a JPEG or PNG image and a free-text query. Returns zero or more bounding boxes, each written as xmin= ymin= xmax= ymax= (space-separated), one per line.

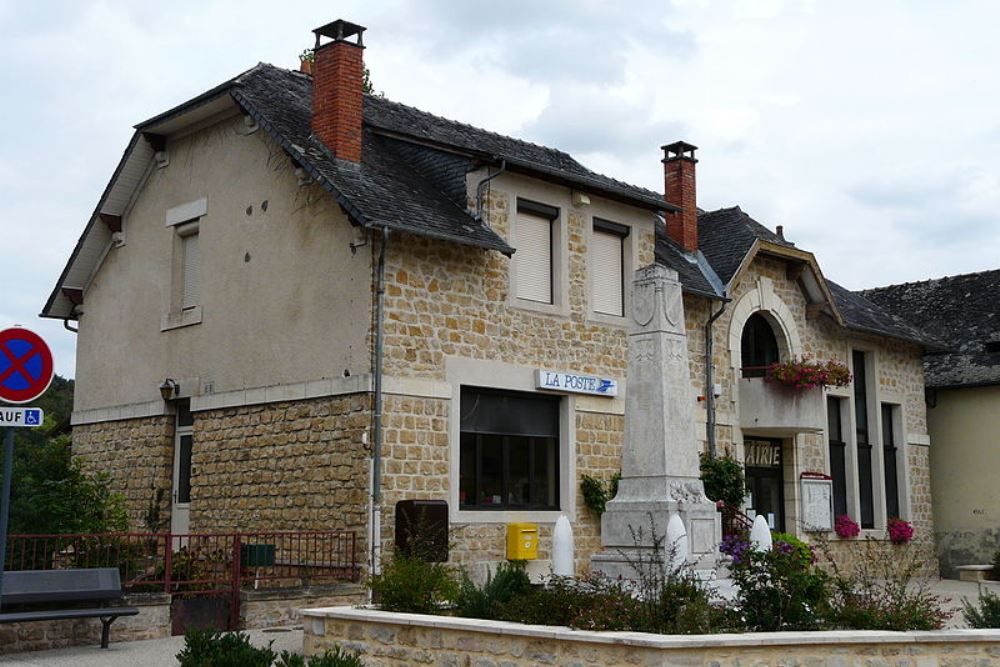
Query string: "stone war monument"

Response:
xmin=591 ymin=264 xmax=722 ymax=579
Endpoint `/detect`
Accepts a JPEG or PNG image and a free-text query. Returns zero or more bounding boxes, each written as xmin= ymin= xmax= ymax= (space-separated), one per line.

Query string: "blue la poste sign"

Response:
xmin=535 ymin=369 xmax=618 ymax=397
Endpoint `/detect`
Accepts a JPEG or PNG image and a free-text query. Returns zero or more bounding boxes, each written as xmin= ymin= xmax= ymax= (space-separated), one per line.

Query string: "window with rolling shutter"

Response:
xmin=514 ymin=210 xmax=554 ymax=304
xmin=178 ymin=224 xmax=199 ymax=310
xmin=591 ymin=221 xmax=627 ymax=316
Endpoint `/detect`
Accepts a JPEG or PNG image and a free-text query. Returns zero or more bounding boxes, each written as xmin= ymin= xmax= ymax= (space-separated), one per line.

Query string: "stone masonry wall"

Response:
xmin=72 ymin=416 xmax=174 ymax=530
xmin=304 ymin=608 xmax=1000 ymax=667
xmin=190 ymin=395 xmax=370 ymax=538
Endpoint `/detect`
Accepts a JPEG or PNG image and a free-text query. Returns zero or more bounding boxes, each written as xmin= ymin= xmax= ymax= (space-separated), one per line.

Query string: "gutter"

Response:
xmin=704 ymin=298 xmax=729 ymax=458
xmin=370 ymin=226 xmax=390 ymax=578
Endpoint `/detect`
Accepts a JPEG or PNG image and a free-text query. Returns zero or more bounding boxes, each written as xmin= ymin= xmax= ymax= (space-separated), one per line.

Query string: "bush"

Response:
xmin=276 ymin=647 xmax=364 ymax=667
xmin=455 ymin=560 xmax=532 ymax=619
xmin=177 ymin=630 xmax=276 ymax=667
xmin=580 ymin=472 xmax=620 ymax=516
xmin=728 ymin=542 xmax=830 ymax=631
xmin=698 ymin=453 xmax=745 ymax=511
xmin=771 ymin=532 xmax=817 ymax=569
xmin=368 ymin=552 xmax=458 ymax=613
xmin=820 ymin=536 xmax=948 ymax=630
xmin=962 ymin=589 xmax=1000 ymax=629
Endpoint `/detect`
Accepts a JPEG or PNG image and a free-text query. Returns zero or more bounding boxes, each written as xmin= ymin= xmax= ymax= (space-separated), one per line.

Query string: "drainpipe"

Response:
xmin=705 ymin=300 xmax=727 ymax=458
xmin=371 ymin=226 xmax=390 ymax=577
xmin=63 ymin=319 xmax=78 ymax=333
xmin=475 ymin=159 xmax=506 ymax=221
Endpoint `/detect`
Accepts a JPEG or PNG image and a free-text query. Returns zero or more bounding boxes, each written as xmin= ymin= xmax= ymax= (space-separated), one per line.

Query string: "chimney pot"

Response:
xmin=662 ymin=140 xmax=699 ymax=252
xmin=310 ymin=19 xmax=367 ymax=163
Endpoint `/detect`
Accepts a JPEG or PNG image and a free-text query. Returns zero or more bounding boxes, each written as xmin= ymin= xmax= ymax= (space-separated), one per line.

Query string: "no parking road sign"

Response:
xmin=0 ymin=327 xmax=54 ymax=405
xmin=0 ymin=327 xmax=54 ymax=609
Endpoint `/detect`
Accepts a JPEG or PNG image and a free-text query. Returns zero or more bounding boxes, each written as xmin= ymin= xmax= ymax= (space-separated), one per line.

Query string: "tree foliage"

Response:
xmin=6 ymin=375 xmax=127 ymax=535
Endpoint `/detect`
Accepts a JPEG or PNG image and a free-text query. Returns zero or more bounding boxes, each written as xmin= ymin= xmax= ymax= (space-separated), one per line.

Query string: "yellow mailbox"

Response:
xmin=506 ymin=523 xmax=538 ymax=560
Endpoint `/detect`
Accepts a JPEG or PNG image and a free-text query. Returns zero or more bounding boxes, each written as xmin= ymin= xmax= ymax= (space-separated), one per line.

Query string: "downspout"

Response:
xmin=371 ymin=226 xmax=390 ymax=578
xmin=63 ymin=319 xmax=78 ymax=333
xmin=705 ymin=299 xmax=727 ymax=458
xmin=475 ymin=159 xmax=506 ymax=221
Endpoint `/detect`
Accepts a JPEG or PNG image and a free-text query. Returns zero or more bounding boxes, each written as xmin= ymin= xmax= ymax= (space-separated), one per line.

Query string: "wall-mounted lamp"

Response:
xmin=159 ymin=378 xmax=180 ymax=401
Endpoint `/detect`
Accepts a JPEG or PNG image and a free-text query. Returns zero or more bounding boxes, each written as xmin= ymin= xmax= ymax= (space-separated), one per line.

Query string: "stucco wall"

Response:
xmin=73 ymin=113 xmax=371 ymax=413
xmin=928 ymin=385 xmax=1000 ymax=576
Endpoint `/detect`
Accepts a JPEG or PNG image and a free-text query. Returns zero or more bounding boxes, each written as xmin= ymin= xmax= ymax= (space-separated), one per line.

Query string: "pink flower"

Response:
xmin=835 ymin=514 xmax=860 ymax=539
xmin=887 ymin=518 xmax=914 ymax=544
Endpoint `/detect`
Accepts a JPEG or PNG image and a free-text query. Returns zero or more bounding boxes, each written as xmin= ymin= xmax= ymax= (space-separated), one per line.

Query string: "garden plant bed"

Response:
xmin=302 ymin=606 xmax=1000 ymax=666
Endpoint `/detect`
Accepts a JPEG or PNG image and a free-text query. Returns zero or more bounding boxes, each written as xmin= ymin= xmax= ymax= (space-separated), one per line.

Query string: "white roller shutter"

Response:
xmin=181 ymin=232 xmax=199 ymax=309
xmin=592 ymin=229 xmax=623 ymax=316
xmin=515 ymin=213 xmax=553 ymax=303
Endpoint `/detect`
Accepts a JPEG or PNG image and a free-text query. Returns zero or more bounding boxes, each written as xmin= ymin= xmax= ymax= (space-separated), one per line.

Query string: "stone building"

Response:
xmin=865 ymin=269 xmax=1000 ymax=576
xmin=42 ymin=19 xmax=940 ymax=576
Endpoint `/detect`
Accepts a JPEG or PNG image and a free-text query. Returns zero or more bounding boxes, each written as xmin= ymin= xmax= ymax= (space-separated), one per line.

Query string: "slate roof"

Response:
xmin=696 ymin=206 xmax=793 ymax=286
xmin=862 ymin=270 xmax=1000 ymax=387
xmin=227 ymin=64 xmax=513 ymax=254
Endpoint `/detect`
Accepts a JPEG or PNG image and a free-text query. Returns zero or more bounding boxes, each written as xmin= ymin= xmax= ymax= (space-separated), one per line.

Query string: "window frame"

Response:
xmin=509 ymin=197 xmax=567 ymax=316
xmin=458 ymin=387 xmax=561 ymax=512
xmin=590 ymin=217 xmax=630 ymax=319
xmin=162 ymin=198 xmax=207 ymax=331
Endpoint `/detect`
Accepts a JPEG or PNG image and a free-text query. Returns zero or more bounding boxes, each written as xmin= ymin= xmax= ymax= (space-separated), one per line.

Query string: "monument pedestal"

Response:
xmin=590 ymin=265 xmax=723 ymax=580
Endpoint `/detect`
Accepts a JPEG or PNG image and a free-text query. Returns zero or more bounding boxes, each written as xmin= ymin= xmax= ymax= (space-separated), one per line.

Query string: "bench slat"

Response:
xmin=0 ymin=606 xmax=139 ymax=624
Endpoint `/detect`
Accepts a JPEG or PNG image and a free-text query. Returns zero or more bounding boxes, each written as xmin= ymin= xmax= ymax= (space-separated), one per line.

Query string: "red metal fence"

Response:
xmin=3 ymin=531 xmax=359 ymax=628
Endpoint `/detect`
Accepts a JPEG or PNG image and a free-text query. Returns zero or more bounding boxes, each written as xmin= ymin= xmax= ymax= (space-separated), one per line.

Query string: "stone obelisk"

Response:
xmin=591 ymin=264 xmax=721 ymax=578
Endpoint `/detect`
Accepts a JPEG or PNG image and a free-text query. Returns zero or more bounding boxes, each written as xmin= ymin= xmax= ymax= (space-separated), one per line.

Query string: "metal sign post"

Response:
xmin=0 ymin=327 xmax=55 ymax=611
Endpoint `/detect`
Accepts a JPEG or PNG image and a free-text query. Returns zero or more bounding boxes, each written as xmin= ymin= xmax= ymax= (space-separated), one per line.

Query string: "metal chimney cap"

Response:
xmin=313 ymin=19 xmax=367 ymax=49
xmin=661 ymin=140 xmax=698 ymax=163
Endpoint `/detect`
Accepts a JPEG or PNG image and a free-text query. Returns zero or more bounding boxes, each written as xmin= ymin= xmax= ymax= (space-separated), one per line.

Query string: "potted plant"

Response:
xmin=835 ymin=514 xmax=860 ymax=539
xmin=887 ymin=518 xmax=914 ymax=544
xmin=765 ymin=357 xmax=851 ymax=391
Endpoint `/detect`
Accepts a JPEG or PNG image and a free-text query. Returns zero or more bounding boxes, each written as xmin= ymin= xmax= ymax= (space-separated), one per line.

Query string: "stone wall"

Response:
xmin=303 ymin=607 xmax=1000 ymax=667
xmin=191 ymin=395 xmax=370 ymax=537
xmin=72 ymin=416 xmax=174 ymax=529
xmin=240 ymin=584 xmax=365 ymax=629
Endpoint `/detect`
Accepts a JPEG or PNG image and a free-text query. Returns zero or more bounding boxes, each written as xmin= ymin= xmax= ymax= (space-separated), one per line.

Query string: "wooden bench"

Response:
xmin=0 ymin=568 xmax=140 ymax=648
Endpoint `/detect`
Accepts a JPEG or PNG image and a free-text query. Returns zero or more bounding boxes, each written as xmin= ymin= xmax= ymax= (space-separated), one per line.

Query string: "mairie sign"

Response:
xmin=0 ymin=407 xmax=44 ymax=428
xmin=535 ymin=369 xmax=618 ymax=397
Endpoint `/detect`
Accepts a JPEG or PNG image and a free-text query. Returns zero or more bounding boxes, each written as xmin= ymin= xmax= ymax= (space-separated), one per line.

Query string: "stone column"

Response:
xmin=591 ymin=265 xmax=721 ymax=579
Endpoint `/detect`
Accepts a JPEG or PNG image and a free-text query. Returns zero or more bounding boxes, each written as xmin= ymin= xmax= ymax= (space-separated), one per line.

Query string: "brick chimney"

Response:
xmin=662 ymin=141 xmax=698 ymax=252
xmin=311 ymin=20 xmax=366 ymax=163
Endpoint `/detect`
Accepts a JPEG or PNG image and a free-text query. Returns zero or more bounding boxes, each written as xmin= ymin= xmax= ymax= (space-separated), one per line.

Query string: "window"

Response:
xmin=459 ymin=387 xmax=559 ymax=510
xmin=592 ymin=218 xmax=629 ymax=317
xmin=881 ymin=403 xmax=901 ymax=520
xmin=741 ymin=313 xmax=780 ymax=377
xmin=514 ymin=199 xmax=558 ymax=304
xmin=827 ymin=396 xmax=848 ymax=518
xmin=178 ymin=223 xmax=199 ymax=310
xmin=853 ymin=350 xmax=875 ymax=529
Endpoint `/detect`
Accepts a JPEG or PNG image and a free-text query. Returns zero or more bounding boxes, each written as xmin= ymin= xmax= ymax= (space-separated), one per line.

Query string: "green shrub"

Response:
xmin=729 ymin=543 xmax=830 ymax=631
xmin=368 ymin=553 xmax=458 ymax=613
xmin=962 ymin=589 xmax=1000 ymax=628
xmin=580 ymin=472 xmax=620 ymax=515
xmin=819 ymin=536 xmax=948 ymax=630
xmin=698 ymin=453 xmax=744 ymax=518
xmin=455 ymin=560 xmax=532 ymax=619
xmin=276 ymin=647 xmax=364 ymax=667
xmin=176 ymin=630 xmax=276 ymax=667
xmin=771 ymin=532 xmax=816 ymax=569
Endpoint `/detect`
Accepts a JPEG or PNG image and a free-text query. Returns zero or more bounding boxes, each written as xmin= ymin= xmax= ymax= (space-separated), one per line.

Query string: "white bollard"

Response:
xmin=552 ymin=514 xmax=575 ymax=577
xmin=665 ymin=513 xmax=689 ymax=569
xmin=749 ymin=514 xmax=773 ymax=551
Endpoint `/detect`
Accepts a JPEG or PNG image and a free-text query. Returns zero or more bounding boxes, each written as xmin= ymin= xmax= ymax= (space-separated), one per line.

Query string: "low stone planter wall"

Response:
xmin=242 ymin=584 xmax=364 ymax=629
xmin=0 ymin=592 xmax=171 ymax=655
xmin=302 ymin=606 xmax=1000 ymax=667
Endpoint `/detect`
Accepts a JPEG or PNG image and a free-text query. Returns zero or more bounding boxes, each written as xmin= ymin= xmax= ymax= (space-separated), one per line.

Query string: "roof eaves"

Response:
xmin=133 ymin=64 xmax=262 ymax=131
xmin=40 ymin=131 xmax=146 ymax=319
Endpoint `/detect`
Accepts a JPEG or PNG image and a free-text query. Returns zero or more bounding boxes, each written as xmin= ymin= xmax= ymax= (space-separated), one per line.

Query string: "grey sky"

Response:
xmin=2 ymin=0 xmax=998 ymax=379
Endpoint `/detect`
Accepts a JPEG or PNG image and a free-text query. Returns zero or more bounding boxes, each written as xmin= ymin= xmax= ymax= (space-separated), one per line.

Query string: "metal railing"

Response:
xmin=3 ymin=530 xmax=359 ymax=595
